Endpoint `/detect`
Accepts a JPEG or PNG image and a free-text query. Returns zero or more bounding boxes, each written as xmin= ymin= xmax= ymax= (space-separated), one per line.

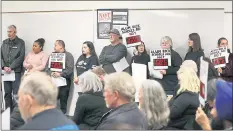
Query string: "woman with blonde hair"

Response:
xmin=167 ymin=66 xmax=200 ymax=130
xmin=139 ymin=80 xmax=170 ymax=130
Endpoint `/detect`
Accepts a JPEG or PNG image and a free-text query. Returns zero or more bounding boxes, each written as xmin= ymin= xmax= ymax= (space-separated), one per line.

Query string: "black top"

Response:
xmin=75 ymin=55 xmax=99 ymax=76
xmin=18 ymin=108 xmax=79 ymax=130
xmin=167 ymin=91 xmax=199 ymax=130
xmin=72 ymin=91 xmax=109 ymax=130
xmin=10 ymin=103 xmax=24 ymax=130
xmin=129 ymin=53 xmax=150 ymax=79
xmin=221 ymin=53 xmax=233 ymax=82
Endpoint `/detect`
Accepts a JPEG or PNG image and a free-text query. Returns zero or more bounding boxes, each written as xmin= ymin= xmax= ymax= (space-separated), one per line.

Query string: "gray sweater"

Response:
xmin=99 ymin=43 xmax=127 ymax=74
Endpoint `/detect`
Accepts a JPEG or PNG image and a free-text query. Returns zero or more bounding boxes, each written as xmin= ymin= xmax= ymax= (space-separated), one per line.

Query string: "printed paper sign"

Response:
xmin=199 ymin=56 xmax=209 ymax=107
xmin=209 ymin=47 xmax=228 ymax=68
xmin=48 ymin=53 xmax=66 ymax=72
xmin=98 ymin=11 xmax=112 ymax=23
xmin=150 ymin=49 xmax=171 ymax=69
xmin=120 ymin=24 xmax=142 ymax=47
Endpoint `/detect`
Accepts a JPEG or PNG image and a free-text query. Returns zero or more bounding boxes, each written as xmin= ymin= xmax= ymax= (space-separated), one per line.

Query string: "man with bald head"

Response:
xmin=1 ymin=25 xmax=25 ymax=111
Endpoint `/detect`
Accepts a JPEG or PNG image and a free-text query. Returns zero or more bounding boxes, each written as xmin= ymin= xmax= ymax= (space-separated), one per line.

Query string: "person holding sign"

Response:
xmin=216 ymin=37 xmax=233 ymax=82
xmin=23 ymin=38 xmax=48 ymax=73
xmin=99 ymin=28 xmax=127 ymax=74
xmin=1 ymin=25 xmax=25 ymax=111
xmin=150 ymin=36 xmax=182 ymax=95
xmin=129 ymin=41 xmax=150 ymax=78
xmin=45 ymin=40 xmax=74 ymax=114
xmin=184 ymin=33 xmax=205 ymax=76
xmin=73 ymin=41 xmax=99 ymax=86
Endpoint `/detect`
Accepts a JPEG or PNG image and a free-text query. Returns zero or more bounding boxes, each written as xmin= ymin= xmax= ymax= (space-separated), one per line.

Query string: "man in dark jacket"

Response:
xmin=99 ymin=28 xmax=127 ymax=74
xmin=95 ymin=72 xmax=148 ymax=130
xmin=45 ymin=40 xmax=74 ymax=114
xmin=10 ymin=103 xmax=24 ymax=129
xmin=1 ymin=25 xmax=25 ymax=111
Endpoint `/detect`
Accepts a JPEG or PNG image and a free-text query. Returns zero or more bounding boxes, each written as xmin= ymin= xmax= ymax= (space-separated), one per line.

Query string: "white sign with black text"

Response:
xmin=48 ymin=53 xmax=66 ymax=72
xmin=209 ymin=47 xmax=228 ymax=68
xmin=150 ymin=49 xmax=171 ymax=69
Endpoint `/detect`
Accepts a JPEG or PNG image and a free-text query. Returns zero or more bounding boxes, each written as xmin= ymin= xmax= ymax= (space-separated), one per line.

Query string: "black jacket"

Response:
xmin=1 ymin=36 xmax=25 ymax=72
xmin=184 ymin=50 xmax=204 ymax=76
xmin=95 ymin=102 xmax=148 ymax=130
xmin=153 ymin=49 xmax=182 ymax=94
xmin=72 ymin=91 xmax=109 ymax=130
xmin=167 ymin=91 xmax=199 ymax=130
xmin=220 ymin=53 xmax=233 ymax=82
xmin=129 ymin=53 xmax=150 ymax=79
xmin=10 ymin=104 xmax=24 ymax=130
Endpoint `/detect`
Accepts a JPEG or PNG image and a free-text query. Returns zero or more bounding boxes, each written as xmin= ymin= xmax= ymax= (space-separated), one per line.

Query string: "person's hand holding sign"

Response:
xmin=195 ymin=107 xmax=211 ymax=130
xmin=160 ymin=70 xmax=166 ymax=75
xmin=217 ymin=67 xmax=222 ymax=74
xmin=52 ymin=72 xmax=61 ymax=78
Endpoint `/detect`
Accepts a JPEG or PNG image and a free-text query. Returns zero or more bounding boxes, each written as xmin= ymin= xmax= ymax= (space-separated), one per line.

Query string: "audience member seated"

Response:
xmin=92 ymin=66 xmax=106 ymax=82
xmin=23 ymin=38 xmax=48 ymax=73
xmin=195 ymin=80 xmax=232 ymax=130
xmin=167 ymin=67 xmax=200 ymax=130
xmin=138 ymin=79 xmax=170 ymax=130
xmin=95 ymin=72 xmax=148 ymax=130
xmin=72 ymin=71 xmax=109 ymax=130
xmin=17 ymin=72 xmax=79 ymax=130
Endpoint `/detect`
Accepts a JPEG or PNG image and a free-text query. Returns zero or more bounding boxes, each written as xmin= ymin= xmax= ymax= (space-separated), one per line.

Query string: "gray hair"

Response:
xmin=104 ymin=72 xmax=136 ymax=101
xmin=19 ymin=72 xmax=58 ymax=106
xmin=207 ymin=78 xmax=223 ymax=101
xmin=8 ymin=25 xmax=17 ymax=32
xmin=160 ymin=36 xmax=173 ymax=48
xmin=181 ymin=60 xmax=198 ymax=73
xmin=79 ymin=71 xmax=103 ymax=93
xmin=140 ymin=80 xmax=170 ymax=129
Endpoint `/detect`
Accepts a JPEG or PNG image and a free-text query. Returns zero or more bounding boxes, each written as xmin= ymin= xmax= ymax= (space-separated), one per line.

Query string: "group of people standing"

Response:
xmin=1 ymin=24 xmax=232 ymax=130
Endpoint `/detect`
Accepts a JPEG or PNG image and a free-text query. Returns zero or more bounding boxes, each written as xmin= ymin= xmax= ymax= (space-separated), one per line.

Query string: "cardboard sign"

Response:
xmin=199 ymin=56 xmax=209 ymax=107
xmin=150 ymin=49 xmax=171 ymax=69
xmin=120 ymin=24 xmax=142 ymax=47
xmin=209 ymin=47 xmax=228 ymax=68
xmin=48 ymin=53 xmax=66 ymax=72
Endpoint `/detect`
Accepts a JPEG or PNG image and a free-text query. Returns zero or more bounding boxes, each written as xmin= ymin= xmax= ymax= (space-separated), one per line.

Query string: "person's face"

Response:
xmin=137 ymin=44 xmax=145 ymax=54
xmin=138 ymin=87 xmax=144 ymax=106
xmin=161 ymin=40 xmax=171 ymax=49
xmin=7 ymin=27 xmax=16 ymax=39
xmin=54 ymin=41 xmax=62 ymax=53
xmin=188 ymin=38 xmax=194 ymax=47
xmin=18 ymin=90 xmax=33 ymax=121
xmin=32 ymin=42 xmax=41 ymax=54
xmin=219 ymin=39 xmax=228 ymax=48
xmin=82 ymin=44 xmax=91 ymax=55
xmin=109 ymin=33 xmax=119 ymax=43
xmin=210 ymin=100 xmax=218 ymax=119
xmin=103 ymin=88 xmax=117 ymax=108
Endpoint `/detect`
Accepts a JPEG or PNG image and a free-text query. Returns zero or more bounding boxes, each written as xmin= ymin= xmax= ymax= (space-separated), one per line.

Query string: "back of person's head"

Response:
xmin=207 ymin=78 xmax=218 ymax=102
xmin=181 ymin=60 xmax=198 ymax=73
xmin=140 ymin=80 xmax=170 ymax=129
xmin=79 ymin=71 xmax=103 ymax=93
xmin=188 ymin=33 xmax=203 ymax=52
xmin=19 ymin=71 xmax=57 ymax=106
xmin=104 ymin=72 xmax=136 ymax=102
xmin=92 ymin=66 xmax=106 ymax=76
xmin=177 ymin=67 xmax=200 ymax=94
xmin=35 ymin=38 xmax=45 ymax=51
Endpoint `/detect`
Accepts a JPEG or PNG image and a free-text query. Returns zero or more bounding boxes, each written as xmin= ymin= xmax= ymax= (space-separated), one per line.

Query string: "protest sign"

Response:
xmin=48 ymin=53 xmax=66 ymax=72
xmin=209 ymin=47 xmax=228 ymax=68
xmin=199 ymin=56 xmax=209 ymax=107
xmin=120 ymin=24 xmax=142 ymax=47
xmin=150 ymin=49 xmax=171 ymax=69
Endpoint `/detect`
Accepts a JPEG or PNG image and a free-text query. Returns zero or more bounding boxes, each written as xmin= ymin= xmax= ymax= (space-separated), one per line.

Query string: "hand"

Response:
xmin=73 ymin=77 xmax=79 ymax=85
xmin=51 ymin=72 xmax=61 ymax=78
xmin=27 ymin=65 xmax=33 ymax=70
xmin=4 ymin=67 xmax=11 ymax=73
xmin=195 ymin=107 xmax=211 ymax=130
xmin=217 ymin=67 xmax=222 ymax=74
xmin=160 ymin=70 xmax=166 ymax=75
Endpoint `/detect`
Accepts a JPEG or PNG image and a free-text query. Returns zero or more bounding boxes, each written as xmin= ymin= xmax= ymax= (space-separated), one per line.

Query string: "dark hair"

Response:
xmin=188 ymin=33 xmax=203 ymax=52
xmin=135 ymin=41 xmax=148 ymax=55
xmin=56 ymin=40 xmax=65 ymax=49
xmin=82 ymin=41 xmax=98 ymax=56
xmin=34 ymin=38 xmax=45 ymax=51
xmin=217 ymin=37 xmax=228 ymax=46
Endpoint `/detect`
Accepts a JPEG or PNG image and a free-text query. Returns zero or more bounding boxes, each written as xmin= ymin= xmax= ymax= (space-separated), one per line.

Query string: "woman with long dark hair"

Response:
xmin=74 ymin=41 xmax=99 ymax=84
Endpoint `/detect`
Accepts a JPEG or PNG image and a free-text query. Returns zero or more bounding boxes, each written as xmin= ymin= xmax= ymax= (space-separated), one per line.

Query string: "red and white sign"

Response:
xmin=120 ymin=24 xmax=142 ymax=47
xmin=150 ymin=49 xmax=171 ymax=69
xmin=48 ymin=53 xmax=66 ymax=72
xmin=209 ymin=47 xmax=228 ymax=68
xmin=98 ymin=11 xmax=112 ymax=23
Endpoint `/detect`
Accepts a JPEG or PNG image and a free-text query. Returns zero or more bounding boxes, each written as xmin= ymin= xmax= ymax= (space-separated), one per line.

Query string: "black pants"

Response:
xmin=58 ymin=79 xmax=71 ymax=114
xmin=3 ymin=73 xmax=21 ymax=112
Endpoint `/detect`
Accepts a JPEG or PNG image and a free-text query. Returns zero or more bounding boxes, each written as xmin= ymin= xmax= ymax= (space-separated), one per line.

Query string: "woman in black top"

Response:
xmin=74 ymin=41 xmax=99 ymax=84
xmin=184 ymin=33 xmax=204 ymax=76
xmin=129 ymin=41 xmax=150 ymax=78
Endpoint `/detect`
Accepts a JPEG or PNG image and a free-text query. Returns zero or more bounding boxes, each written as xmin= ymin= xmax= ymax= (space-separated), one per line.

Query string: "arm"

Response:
xmin=72 ymin=96 xmax=85 ymax=125
xmin=33 ymin=53 xmax=49 ymax=71
xmin=166 ymin=51 xmax=182 ymax=75
xmin=10 ymin=41 xmax=25 ymax=70
xmin=23 ymin=53 xmax=30 ymax=69
xmin=44 ymin=56 xmax=52 ymax=76
xmin=104 ymin=45 xmax=127 ymax=63
xmin=99 ymin=46 xmax=106 ymax=65
xmin=221 ymin=54 xmax=233 ymax=76
xmin=60 ymin=53 xmax=74 ymax=79
xmin=1 ymin=45 xmax=6 ymax=69
xmin=88 ymin=56 xmax=100 ymax=69
xmin=169 ymin=94 xmax=189 ymax=119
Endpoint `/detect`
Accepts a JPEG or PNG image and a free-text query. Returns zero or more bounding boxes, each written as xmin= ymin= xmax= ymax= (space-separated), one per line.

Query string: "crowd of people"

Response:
xmin=1 ymin=25 xmax=232 ymax=130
